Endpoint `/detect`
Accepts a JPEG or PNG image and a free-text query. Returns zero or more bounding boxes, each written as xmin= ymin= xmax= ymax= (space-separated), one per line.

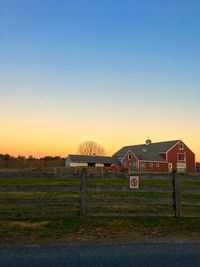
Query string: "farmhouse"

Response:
xmin=65 ymin=154 xmax=119 ymax=168
xmin=113 ymin=139 xmax=196 ymax=173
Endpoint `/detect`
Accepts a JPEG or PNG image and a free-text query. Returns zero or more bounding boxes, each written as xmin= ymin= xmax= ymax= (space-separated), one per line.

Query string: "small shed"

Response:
xmin=65 ymin=154 xmax=120 ymax=168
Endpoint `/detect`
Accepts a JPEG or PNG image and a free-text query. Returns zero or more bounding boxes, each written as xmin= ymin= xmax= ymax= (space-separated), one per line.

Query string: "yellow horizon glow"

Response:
xmin=1 ymin=112 xmax=200 ymax=161
xmin=1 ymin=136 xmax=200 ymax=162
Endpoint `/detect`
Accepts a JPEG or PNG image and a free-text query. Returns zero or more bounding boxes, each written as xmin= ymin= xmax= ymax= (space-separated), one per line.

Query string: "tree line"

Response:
xmin=0 ymin=154 xmax=65 ymax=169
xmin=0 ymin=141 xmax=106 ymax=169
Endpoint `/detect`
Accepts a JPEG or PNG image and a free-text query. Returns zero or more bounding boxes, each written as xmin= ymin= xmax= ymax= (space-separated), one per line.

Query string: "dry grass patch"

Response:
xmin=1 ymin=217 xmax=200 ymax=244
xmin=7 ymin=221 xmax=49 ymax=230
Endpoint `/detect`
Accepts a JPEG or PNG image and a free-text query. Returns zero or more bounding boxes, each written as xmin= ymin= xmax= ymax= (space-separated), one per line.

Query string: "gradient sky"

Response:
xmin=1 ymin=0 xmax=200 ymax=160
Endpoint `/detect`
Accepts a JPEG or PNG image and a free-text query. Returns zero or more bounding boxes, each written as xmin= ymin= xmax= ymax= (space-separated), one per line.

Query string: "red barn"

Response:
xmin=113 ymin=139 xmax=196 ymax=173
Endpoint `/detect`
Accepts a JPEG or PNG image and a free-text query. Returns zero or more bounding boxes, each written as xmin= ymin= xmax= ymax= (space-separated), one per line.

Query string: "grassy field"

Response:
xmin=0 ymin=174 xmax=200 ymax=217
xmin=1 ymin=217 xmax=200 ymax=244
xmin=0 ymin=173 xmax=200 ymax=244
xmin=0 ymin=175 xmax=174 ymax=218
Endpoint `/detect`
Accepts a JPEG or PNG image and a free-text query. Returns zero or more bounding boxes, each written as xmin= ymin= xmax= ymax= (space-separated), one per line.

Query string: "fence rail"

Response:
xmin=0 ymin=185 xmax=80 ymax=192
xmin=0 ymin=169 xmax=200 ymax=219
xmin=0 ymin=198 xmax=80 ymax=205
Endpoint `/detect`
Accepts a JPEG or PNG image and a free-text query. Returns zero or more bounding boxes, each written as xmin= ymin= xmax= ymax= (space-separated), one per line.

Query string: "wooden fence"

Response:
xmin=0 ymin=169 xmax=200 ymax=219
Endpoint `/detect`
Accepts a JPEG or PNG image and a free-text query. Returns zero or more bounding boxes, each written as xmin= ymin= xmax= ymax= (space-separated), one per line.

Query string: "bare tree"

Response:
xmin=77 ymin=141 xmax=106 ymax=156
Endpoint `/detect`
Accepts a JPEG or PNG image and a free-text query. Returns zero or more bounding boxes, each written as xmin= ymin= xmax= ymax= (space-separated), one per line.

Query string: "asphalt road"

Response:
xmin=0 ymin=243 xmax=200 ymax=267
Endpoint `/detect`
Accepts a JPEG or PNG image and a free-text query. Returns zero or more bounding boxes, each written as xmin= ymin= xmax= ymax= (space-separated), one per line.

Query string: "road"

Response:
xmin=0 ymin=243 xmax=200 ymax=267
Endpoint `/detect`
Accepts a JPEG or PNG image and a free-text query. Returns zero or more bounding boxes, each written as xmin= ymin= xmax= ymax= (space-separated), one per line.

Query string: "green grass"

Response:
xmin=87 ymin=178 xmax=172 ymax=187
xmin=88 ymin=192 xmax=172 ymax=199
xmin=182 ymin=193 xmax=200 ymax=200
xmin=181 ymin=180 xmax=200 ymax=188
xmin=0 ymin=204 xmax=79 ymax=212
xmin=88 ymin=204 xmax=173 ymax=214
xmin=0 ymin=174 xmax=200 ymax=224
xmin=182 ymin=205 xmax=200 ymax=213
xmin=1 ymin=217 xmax=200 ymax=244
xmin=0 ymin=192 xmax=80 ymax=199
xmin=0 ymin=176 xmax=172 ymax=187
xmin=0 ymin=173 xmax=200 ymax=244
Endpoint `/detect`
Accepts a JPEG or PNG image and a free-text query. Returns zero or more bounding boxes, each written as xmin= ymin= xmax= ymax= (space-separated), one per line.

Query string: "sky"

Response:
xmin=1 ymin=0 xmax=200 ymax=160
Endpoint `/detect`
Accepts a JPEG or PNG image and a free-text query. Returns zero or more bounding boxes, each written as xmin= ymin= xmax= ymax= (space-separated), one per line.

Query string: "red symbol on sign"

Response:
xmin=130 ymin=176 xmax=139 ymax=189
xmin=131 ymin=177 xmax=138 ymax=187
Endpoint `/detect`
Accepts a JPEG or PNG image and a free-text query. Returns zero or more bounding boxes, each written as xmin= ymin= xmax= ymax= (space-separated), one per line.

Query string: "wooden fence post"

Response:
xmin=172 ymin=171 xmax=181 ymax=217
xmin=80 ymin=168 xmax=87 ymax=218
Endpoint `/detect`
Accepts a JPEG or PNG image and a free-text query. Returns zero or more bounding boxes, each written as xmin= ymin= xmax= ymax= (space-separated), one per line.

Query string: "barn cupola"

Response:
xmin=145 ymin=138 xmax=152 ymax=145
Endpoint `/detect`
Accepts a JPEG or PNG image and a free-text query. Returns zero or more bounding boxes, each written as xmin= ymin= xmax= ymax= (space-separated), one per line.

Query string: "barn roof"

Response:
xmin=113 ymin=140 xmax=180 ymax=162
xmin=67 ymin=154 xmax=120 ymax=164
xmin=132 ymin=151 xmax=166 ymax=162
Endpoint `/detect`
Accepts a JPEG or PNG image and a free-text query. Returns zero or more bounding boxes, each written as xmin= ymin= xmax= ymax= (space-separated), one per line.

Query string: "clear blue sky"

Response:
xmin=1 ymin=0 xmax=200 ymax=159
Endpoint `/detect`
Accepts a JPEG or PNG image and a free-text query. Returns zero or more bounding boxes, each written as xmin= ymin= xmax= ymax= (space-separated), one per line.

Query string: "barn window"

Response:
xmin=149 ymin=163 xmax=153 ymax=167
xmin=179 ymin=143 xmax=184 ymax=150
xmin=156 ymin=163 xmax=160 ymax=167
xmin=128 ymin=154 xmax=132 ymax=160
xmin=130 ymin=161 xmax=137 ymax=168
xmin=141 ymin=162 xmax=146 ymax=169
xmin=177 ymin=153 xmax=185 ymax=161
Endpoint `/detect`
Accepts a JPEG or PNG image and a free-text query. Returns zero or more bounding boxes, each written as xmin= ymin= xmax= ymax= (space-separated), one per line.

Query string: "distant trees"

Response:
xmin=0 ymin=154 xmax=13 ymax=168
xmin=0 ymin=154 xmax=65 ymax=169
xmin=41 ymin=156 xmax=61 ymax=161
xmin=77 ymin=141 xmax=106 ymax=156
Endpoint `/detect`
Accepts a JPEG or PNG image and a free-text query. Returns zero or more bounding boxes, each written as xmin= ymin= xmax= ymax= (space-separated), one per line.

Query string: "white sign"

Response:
xmin=130 ymin=176 xmax=139 ymax=189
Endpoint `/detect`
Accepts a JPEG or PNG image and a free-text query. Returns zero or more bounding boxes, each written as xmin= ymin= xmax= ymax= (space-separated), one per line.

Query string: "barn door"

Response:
xmin=168 ymin=163 xmax=173 ymax=173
